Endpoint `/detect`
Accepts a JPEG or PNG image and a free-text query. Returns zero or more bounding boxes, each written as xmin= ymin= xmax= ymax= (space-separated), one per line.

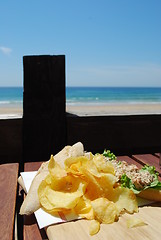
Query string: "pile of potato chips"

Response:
xmin=38 ymin=153 xmax=138 ymax=235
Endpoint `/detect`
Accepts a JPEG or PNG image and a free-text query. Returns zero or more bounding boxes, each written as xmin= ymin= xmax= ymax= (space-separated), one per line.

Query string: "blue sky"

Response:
xmin=0 ymin=0 xmax=161 ymax=87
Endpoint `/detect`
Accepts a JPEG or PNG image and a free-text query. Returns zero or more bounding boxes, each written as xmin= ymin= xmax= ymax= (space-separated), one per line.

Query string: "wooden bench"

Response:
xmin=0 ymin=163 xmax=19 ymax=240
xmin=21 ymin=153 xmax=161 ymax=240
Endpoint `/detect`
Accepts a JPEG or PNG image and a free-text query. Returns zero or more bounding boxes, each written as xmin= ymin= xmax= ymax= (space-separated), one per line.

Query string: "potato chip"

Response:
xmin=74 ymin=197 xmax=94 ymax=220
xmin=93 ymin=154 xmax=115 ymax=174
xmin=38 ymin=179 xmax=48 ymax=198
xmin=65 ymin=156 xmax=90 ymax=177
xmin=97 ymin=173 xmax=117 ymax=198
xmin=66 ymin=161 xmax=84 ymax=176
xmin=80 ymin=167 xmax=103 ymax=200
xmin=45 ymin=174 xmax=52 ymax=185
xmin=38 ymin=153 xmax=138 ymax=235
xmin=48 ymin=155 xmax=67 ymax=178
xmin=89 ymin=220 xmax=100 ymax=235
xmin=46 ymin=188 xmax=83 ymax=210
xmin=126 ymin=217 xmax=147 ymax=228
xmin=85 ymin=160 xmax=101 ymax=178
xmin=91 ymin=197 xmax=118 ymax=224
xmin=38 ymin=173 xmax=87 ymax=212
xmin=110 ymin=186 xmax=138 ymax=214
xmin=38 ymin=182 xmax=85 ymax=212
xmin=64 ymin=156 xmax=88 ymax=168
xmin=84 ymin=152 xmax=94 ymax=160
xmin=38 ymin=180 xmax=54 ymax=211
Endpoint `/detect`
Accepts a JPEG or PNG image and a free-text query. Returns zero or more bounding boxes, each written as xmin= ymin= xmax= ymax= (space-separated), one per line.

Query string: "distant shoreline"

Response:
xmin=0 ymin=103 xmax=23 ymax=119
xmin=66 ymin=103 xmax=161 ymax=116
xmin=0 ymin=102 xmax=161 ymax=119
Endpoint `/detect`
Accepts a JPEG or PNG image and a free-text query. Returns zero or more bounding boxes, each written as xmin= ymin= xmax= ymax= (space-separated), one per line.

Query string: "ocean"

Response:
xmin=66 ymin=87 xmax=161 ymax=105
xmin=0 ymin=87 xmax=23 ymax=106
xmin=0 ymin=87 xmax=161 ymax=106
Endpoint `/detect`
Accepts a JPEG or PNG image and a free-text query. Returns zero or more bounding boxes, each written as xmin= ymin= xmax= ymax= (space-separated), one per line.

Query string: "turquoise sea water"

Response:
xmin=66 ymin=87 xmax=161 ymax=105
xmin=0 ymin=87 xmax=23 ymax=105
xmin=0 ymin=87 xmax=161 ymax=106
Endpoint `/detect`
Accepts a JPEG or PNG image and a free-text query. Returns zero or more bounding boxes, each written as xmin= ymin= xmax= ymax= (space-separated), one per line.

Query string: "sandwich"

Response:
xmin=103 ymin=149 xmax=161 ymax=202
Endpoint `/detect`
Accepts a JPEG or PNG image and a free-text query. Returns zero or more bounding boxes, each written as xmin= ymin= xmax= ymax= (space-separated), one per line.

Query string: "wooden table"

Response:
xmin=23 ymin=162 xmax=48 ymax=240
xmin=0 ymin=163 xmax=19 ymax=240
xmin=22 ymin=154 xmax=161 ymax=240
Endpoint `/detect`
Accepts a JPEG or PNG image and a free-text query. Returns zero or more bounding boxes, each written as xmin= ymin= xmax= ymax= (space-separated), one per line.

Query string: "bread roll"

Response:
xmin=138 ymin=188 xmax=161 ymax=202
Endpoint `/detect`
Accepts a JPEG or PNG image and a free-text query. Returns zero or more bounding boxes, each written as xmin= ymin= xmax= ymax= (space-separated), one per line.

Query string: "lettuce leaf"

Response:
xmin=140 ymin=164 xmax=161 ymax=189
xmin=120 ymin=174 xmax=141 ymax=194
xmin=120 ymin=165 xmax=161 ymax=194
xmin=141 ymin=164 xmax=158 ymax=175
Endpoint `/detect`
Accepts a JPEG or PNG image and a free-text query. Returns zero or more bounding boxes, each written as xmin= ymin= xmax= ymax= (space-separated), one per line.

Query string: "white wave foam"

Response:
xmin=0 ymin=114 xmax=22 ymax=119
xmin=0 ymin=100 xmax=23 ymax=105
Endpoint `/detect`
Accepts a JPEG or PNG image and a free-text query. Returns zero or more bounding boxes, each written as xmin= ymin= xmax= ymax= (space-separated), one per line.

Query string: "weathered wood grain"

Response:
xmin=67 ymin=114 xmax=161 ymax=156
xmin=0 ymin=113 xmax=161 ymax=167
xmin=23 ymin=214 xmax=47 ymax=240
xmin=132 ymin=154 xmax=161 ymax=176
xmin=117 ymin=155 xmax=143 ymax=168
xmin=0 ymin=163 xmax=19 ymax=240
xmin=23 ymin=55 xmax=66 ymax=163
xmin=23 ymin=162 xmax=47 ymax=240
xmin=0 ymin=119 xmax=22 ymax=164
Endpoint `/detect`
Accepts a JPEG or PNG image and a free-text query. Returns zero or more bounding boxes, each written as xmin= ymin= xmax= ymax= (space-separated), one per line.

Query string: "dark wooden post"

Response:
xmin=23 ymin=55 xmax=66 ymax=162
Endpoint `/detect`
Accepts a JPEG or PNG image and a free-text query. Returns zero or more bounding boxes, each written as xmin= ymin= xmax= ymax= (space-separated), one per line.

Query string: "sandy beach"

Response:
xmin=0 ymin=103 xmax=161 ymax=119
xmin=0 ymin=104 xmax=23 ymax=119
xmin=66 ymin=103 xmax=161 ymax=116
xmin=1 ymin=103 xmax=161 ymax=119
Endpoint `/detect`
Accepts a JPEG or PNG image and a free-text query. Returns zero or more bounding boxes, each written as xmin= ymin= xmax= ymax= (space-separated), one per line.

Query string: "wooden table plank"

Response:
xmin=154 ymin=153 xmax=160 ymax=158
xmin=154 ymin=153 xmax=161 ymax=166
xmin=46 ymin=205 xmax=161 ymax=240
xmin=0 ymin=163 xmax=19 ymax=240
xmin=117 ymin=156 xmax=143 ymax=168
xmin=132 ymin=154 xmax=161 ymax=176
xmin=23 ymin=162 xmax=47 ymax=240
xmin=24 ymin=214 xmax=47 ymax=240
xmin=25 ymin=162 xmax=43 ymax=172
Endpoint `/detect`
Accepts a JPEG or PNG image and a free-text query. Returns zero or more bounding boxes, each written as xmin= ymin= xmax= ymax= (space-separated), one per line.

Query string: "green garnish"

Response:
xmin=103 ymin=149 xmax=116 ymax=160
